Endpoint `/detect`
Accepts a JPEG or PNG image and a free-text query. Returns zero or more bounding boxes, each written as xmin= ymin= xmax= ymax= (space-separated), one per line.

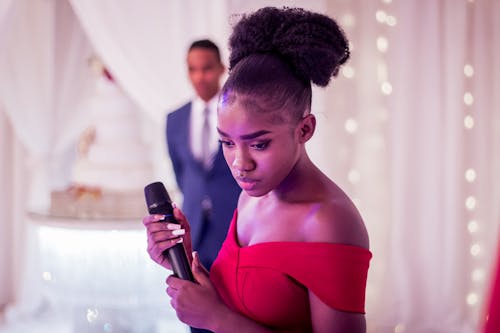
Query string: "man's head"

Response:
xmin=187 ymin=39 xmax=225 ymax=102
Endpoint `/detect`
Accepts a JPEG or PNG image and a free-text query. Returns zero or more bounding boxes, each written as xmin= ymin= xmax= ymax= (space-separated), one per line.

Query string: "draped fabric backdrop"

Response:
xmin=1 ymin=1 xmax=499 ymax=332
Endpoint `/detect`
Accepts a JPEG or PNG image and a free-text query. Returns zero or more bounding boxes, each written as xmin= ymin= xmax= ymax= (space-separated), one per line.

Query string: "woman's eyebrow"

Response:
xmin=217 ymin=128 xmax=271 ymax=140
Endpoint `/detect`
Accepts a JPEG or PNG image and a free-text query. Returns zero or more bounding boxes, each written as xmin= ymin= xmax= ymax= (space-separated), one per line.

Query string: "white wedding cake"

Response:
xmin=50 ymin=67 xmax=154 ymax=219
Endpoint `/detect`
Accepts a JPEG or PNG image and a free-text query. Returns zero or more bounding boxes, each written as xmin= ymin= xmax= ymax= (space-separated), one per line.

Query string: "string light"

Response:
xmin=464 ymin=64 xmax=474 ymax=77
xmin=342 ymin=65 xmax=355 ymax=79
xmin=341 ymin=13 xmax=356 ymax=28
xmin=344 ymin=118 xmax=359 ymax=134
xmin=464 ymin=115 xmax=475 ymax=129
xmin=337 ymin=7 xmax=358 ymax=196
xmin=470 ymin=243 xmax=481 ymax=257
xmin=375 ymin=10 xmax=388 ymax=24
xmin=465 ymin=168 xmax=477 ymax=182
xmin=376 ymin=36 xmax=389 ymax=53
xmin=465 ymin=195 xmax=477 ymax=211
xmin=464 ymin=92 xmax=474 ymax=106
xmin=462 ymin=1 xmax=486 ymax=328
xmin=467 ymin=292 xmax=479 ymax=306
xmin=468 ymin=220 xmax=479 ymax=233
xmin=381 ymin=82 xmax=393 ymax=95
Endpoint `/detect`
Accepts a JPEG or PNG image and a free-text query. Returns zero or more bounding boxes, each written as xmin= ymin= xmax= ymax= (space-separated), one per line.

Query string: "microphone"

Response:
xmin=144 ymin=181 xmax=194 ymax=281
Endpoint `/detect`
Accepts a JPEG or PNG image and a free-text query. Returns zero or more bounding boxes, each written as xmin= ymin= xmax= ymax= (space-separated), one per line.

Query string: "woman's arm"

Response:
xmin=305 ymin=197 xmax=369 ymax=333
xmin=309 ymin=292 xmax=366 ymax=333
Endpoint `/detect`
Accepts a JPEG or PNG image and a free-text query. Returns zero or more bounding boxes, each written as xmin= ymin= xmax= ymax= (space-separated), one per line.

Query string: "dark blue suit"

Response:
xmin=166 ymin=101 xmax=241 ymax=271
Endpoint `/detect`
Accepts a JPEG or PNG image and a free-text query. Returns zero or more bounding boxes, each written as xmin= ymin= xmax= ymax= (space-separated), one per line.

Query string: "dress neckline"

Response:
xmin=229 ymin=209 xmax=371 ymax=254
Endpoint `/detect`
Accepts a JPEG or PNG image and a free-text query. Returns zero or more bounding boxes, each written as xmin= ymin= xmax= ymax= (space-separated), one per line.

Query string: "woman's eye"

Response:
xmin=218 ymin=139 xmax=234 ymax=147
xmin=251 ymin=141 xmax=269 ymax=150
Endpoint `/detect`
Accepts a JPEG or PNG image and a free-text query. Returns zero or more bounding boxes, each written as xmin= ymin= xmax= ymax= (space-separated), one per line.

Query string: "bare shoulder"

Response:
xmin=303 ymin=192 xmax=369 ymax=250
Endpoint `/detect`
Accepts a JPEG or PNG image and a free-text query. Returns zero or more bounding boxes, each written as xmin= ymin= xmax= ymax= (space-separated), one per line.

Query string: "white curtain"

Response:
xmin=318 ymin=1 xmax=500 ymax=332
xmin=68 ymin=0 xmax=230 ymax=122
xmin=1 ymin=1 xmax=499 ymax=333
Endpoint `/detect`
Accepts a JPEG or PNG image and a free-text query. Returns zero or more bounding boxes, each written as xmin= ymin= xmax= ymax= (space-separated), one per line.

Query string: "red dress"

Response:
xmin=483 ymin=229 xmax=500 ymax=333
xmin=210 ymin=210 xmax=372 ymax=332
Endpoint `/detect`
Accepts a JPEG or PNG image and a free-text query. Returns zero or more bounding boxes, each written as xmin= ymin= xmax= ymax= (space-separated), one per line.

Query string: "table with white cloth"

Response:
xmin=23 ymin=211 xmax=187 ymax=333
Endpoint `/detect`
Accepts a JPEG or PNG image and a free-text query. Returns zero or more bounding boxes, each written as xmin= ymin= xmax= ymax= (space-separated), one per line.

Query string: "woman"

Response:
xmin=144 ymin=7 xmax=371 ymax=333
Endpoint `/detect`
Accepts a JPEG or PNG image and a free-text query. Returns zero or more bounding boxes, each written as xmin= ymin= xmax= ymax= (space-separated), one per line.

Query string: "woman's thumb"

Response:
xmin=191 ymin=251 xmax=210 ymax=284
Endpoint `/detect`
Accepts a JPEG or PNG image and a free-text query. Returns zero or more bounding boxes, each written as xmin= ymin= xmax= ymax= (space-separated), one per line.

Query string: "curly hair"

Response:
xmin=220 ymin=7 xmax=350 ymax=123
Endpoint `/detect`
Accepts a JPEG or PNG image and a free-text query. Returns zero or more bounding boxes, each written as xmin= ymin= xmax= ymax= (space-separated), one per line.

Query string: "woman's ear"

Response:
xmin=297 ymin=114 xmax=316 ymax=143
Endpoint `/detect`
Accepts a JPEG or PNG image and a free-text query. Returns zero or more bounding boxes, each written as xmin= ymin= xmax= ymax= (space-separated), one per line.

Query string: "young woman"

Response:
xmin=143 ymin=7 xmax=371 ymax=333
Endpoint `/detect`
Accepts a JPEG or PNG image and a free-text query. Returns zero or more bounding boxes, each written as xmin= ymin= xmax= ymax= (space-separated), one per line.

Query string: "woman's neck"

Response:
xmin=272 ymin=154 xmax=329 ymax=203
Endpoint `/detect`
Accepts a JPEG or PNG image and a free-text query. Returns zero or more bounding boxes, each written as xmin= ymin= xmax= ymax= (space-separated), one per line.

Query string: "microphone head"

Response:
xmin=144 ymin=182 xmax=172 ymax=209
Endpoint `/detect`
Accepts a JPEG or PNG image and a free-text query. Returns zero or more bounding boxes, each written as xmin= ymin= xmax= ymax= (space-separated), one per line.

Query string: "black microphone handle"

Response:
xmin=160 ymin=211 xmax=194 ymax=282
xmin=167 ymin=243 xmax=194 ymax=281
xmin=145 ymin=182 xmax=194 ymax=282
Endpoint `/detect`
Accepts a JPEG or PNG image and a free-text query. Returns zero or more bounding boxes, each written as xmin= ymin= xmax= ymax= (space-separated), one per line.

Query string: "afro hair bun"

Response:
xmin=228 ymin=7 xmax=350 ymax=87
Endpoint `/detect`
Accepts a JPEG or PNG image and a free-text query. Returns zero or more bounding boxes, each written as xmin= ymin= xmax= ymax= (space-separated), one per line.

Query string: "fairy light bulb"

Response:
xmin=375 ymin=10 xmax=387 ymax=23
xmin=377 ymin=36 xmax=389 ymax=53
xmin=381 ymin=82 xmax=393 ymax=95
xmin=342 ymin=65 xmax=355 ymax=79
xmin=470 ymin=243 xmax=481 ymax=256
xmin=464 ymin=115 xmax=475 ymax=129
xmin=468 ymin=220 xmax=479 ymax=233
xmin=385 ymin=15 xmax=397 ymax=27
xmin=342 ymin=13 xmax=356 ymax=27
xmin=344 ymin=118 xmax=359 ymax=134
xmin=464 ymin=92 xmax=474 ymax=106
xmin=465 ymin=195 xmax=477 ymax=211
xmin=467 ymin=292 xmax=479 ymax=305
xmin=465 ymin=168 xmax=477 ymax=182
xmin=464 ymin=64 xmax=474 ymax=77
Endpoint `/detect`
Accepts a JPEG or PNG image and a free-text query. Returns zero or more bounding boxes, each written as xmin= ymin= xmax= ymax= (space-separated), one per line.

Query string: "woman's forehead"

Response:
xmin=218 ymin=94 xmax=288 ymax=125
xmin=217 ymin=104 xmax=293 ymax=140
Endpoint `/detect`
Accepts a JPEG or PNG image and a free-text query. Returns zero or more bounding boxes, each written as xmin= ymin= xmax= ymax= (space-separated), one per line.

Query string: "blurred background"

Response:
xmin=1 ymin=0 xmax=499 ymax=332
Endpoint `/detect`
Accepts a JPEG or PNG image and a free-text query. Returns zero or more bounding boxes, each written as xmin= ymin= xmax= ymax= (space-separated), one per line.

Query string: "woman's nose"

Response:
xmin=232 ymin=148 xmax=254 ymax=172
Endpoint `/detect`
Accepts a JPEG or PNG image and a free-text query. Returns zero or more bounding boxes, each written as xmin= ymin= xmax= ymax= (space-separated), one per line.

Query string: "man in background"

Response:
xmin=165 ymin=39 xmax=240 ymax=332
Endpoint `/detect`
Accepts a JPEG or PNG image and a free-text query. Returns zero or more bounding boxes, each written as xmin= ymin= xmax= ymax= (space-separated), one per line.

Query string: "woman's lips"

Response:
xmin=236 ymin=177 xmax=257 ymax=191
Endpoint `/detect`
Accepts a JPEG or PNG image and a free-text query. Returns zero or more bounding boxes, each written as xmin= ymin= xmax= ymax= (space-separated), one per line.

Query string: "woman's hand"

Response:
xmin=166 ymin=252 xmax=227 ymax=330
xmin=142 ymin=205 xmax=193 ymax=270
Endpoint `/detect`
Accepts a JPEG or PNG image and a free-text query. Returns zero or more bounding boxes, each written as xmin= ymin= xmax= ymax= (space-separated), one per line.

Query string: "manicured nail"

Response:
xmin=155 ymin=214 xmax=166 ymax=220
xmin=166 ymin=223 xmax=181 ymax=230
xmin=172 ymin=229 xmax=185 ymax=236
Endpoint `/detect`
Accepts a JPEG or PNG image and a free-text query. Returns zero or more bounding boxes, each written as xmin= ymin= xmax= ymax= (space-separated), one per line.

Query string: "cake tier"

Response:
xmin=49 ymin=186 xmax=147 ymax=219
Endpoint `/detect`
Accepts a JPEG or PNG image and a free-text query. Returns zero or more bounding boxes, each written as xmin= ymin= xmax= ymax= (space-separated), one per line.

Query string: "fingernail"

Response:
xmin=166 ymin=223 xmax=181 ymax=230
xmin=172 ymin=229 xmax=185 ymax=236
xmin=155 ymin=214 xmax=166 ymax=220
xmin=176 ymin=238 xmax=183 ymax=243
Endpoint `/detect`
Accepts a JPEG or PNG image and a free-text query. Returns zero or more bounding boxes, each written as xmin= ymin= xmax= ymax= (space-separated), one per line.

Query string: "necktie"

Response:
xmin=201 ymin=106 xmax=211 ymax=169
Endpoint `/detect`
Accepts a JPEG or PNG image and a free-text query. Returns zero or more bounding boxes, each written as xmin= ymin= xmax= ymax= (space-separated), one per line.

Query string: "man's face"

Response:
xmin=187 ymin=48 xmax=224 ymax=102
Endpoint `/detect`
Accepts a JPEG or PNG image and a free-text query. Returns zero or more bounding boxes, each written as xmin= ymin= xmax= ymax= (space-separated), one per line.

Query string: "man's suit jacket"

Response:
xmin=166 ymin=101 xmax=241 ymax=268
